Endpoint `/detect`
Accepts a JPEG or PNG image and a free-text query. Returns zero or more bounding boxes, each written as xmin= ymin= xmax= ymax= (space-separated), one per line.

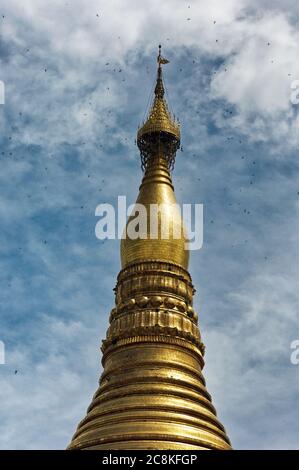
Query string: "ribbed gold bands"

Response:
xmin=68 ymin=337 xmax=231 ymax=450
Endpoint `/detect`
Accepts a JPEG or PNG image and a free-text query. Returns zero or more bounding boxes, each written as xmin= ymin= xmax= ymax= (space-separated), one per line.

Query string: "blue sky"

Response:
xmin=0 ymin=0 xmax=299 ymax=449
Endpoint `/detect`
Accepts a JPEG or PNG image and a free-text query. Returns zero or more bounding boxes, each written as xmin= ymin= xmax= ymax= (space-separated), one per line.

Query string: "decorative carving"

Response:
xmin=135 ymin=296 xmax=149 ymax=307
xmin=102 ymin=333 xmax=205 ymax=358
xmin=102 ymin=324 xmax=205 ymax=356
xmin=115 ymin=261 xmax=195 ymax=309
xmin=150 ymin=295 xmax=163 ymax=307
xmin=164 ymin=297 xmax=176 ymax=308
xmin=104 ymin=307 xmax=201 ymax=357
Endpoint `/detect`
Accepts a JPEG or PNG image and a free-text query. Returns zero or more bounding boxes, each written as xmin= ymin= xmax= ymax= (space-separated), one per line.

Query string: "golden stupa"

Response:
xmin=68 ymin=47 xmax=231 ymax=450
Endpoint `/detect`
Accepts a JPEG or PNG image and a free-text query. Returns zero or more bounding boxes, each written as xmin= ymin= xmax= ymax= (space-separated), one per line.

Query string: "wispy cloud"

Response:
xmin=0 ymin=0 xmax=298 ymax=449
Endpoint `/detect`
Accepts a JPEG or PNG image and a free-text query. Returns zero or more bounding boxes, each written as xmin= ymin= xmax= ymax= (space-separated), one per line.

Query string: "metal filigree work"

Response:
xmin=137 ymin=49 xmax=180 ymax=171
xmin=138 ymin=131 xmax=180 ymax=171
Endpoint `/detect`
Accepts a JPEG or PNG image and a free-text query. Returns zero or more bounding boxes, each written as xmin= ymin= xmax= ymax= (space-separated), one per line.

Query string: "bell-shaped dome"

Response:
xmin=121 ymin=156 xmax=189 ymax=270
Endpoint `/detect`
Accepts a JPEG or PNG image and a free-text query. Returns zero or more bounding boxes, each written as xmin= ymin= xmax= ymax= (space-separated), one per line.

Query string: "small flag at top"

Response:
xmin=157 ymin=44 xmax=169 ymax=65
xmin=158 ymin=57 xmax=170 ymax=65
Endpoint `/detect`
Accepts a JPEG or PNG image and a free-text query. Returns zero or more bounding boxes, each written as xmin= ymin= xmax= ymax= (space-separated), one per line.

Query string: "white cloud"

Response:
xmin=1 ymin=0 xmax=299 ymax=450
xmin=198 ymin=201 xmax=299 ymax=448
xmin=1 ymin=0 xmax=298 ymax=150
xmin=0 ymin=314 xmax=102 ymax=449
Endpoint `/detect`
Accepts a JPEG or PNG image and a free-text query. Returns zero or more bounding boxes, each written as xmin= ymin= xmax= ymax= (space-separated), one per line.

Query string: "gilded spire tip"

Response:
xmin=137 ymin=46 xmax=180 ymax=171
xmin=157 ymin=44 xmax=170 ymax=67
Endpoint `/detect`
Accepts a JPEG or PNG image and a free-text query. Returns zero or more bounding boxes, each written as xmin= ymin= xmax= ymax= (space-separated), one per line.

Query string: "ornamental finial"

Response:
xmin=157 ymin=44 xmax=169 ymax=66
xmin=137 ymin=46 xmax=180 ymax=171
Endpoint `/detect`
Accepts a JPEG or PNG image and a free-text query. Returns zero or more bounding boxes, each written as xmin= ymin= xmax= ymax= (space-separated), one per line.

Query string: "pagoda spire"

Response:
xmin=154 ymin=44 xmax=167 ymax=98
xmin=121 ymin=46 xmax=187 ymax=270
xmin=68 ymin=48 xmax=232 ymax=451
xmin=137 ymin=45 xmax=180 ymax=171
